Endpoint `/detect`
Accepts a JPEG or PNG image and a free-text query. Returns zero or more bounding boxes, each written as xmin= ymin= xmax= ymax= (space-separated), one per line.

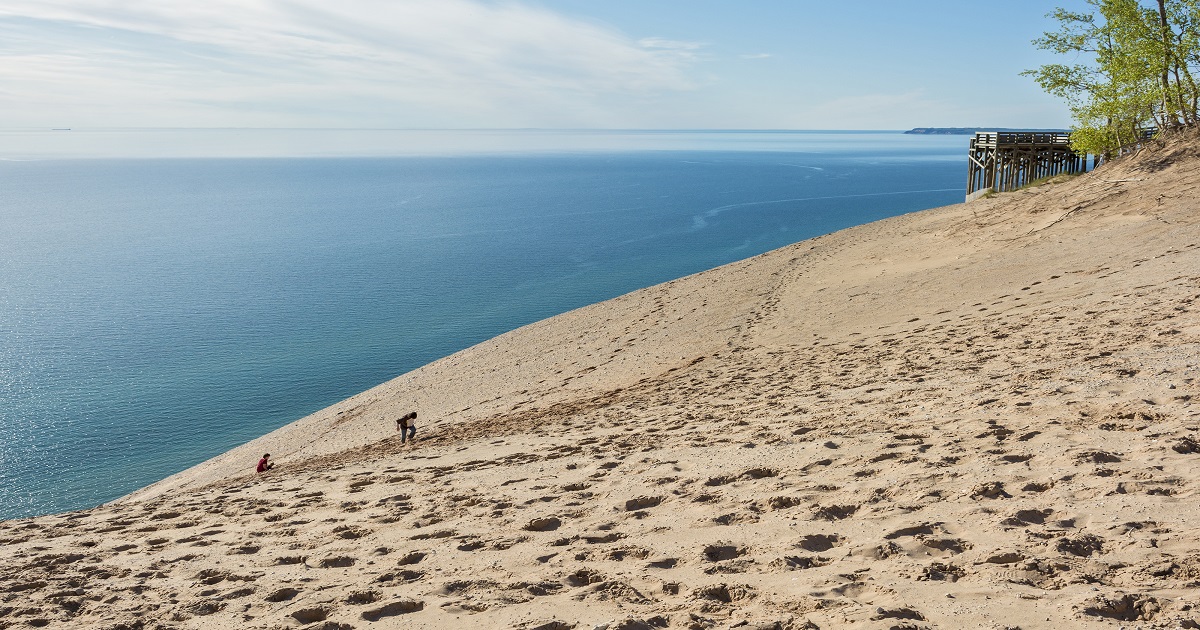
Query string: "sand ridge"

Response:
xmin=1 ymin=133 xmax=1199 ymax=629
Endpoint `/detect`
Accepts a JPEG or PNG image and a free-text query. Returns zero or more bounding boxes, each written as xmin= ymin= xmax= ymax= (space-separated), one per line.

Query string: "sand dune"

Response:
xmin=2 ymin=133 xmax=1199 ymax=629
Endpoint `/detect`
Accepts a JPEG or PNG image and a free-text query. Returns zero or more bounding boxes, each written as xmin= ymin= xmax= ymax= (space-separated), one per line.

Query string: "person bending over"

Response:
xmin=256 ymin=453 xmax=274 ymax=473
xmin=397 ymin=412 xmax=417 ymax=443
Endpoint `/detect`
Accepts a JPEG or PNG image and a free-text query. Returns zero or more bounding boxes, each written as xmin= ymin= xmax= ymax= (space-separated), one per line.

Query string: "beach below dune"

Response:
xmin=1 ymin=134 xmax=1199 ymax=629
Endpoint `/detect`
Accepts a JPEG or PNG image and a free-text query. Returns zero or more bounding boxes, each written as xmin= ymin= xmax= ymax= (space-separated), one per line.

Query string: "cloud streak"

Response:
xmin=0 ymin=0 xmax=700 ymax=127
xmin=802 ymin=90 xmax=966 ymax=129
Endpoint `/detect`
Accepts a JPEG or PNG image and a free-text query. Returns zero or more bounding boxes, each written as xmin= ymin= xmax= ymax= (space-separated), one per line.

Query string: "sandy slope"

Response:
xmin=2 ymin=134 xmax=1199 ymax=630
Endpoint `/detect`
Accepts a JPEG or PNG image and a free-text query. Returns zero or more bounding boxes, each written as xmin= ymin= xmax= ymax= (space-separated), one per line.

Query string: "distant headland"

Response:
xmin=905 ymin=127 xmax=1068 ymax=135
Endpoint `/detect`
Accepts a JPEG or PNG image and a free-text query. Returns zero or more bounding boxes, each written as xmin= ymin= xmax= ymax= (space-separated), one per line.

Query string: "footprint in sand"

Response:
xmin=646 ymin=557 xmax=678 ymax=569
xmin=796 ymin=533 xmax=844 ymax=552
xmin=395 ymin=550 xmax=426 ymax=565
xmin=290 ymin=606 xmax=330 ymax=624
xmin=1056 ymin=534 xmax=1105 ymax=557
xmin=702 ymin=543 xmax=748 ymax=562
xmin=768 ymin=496 xmax=804 ymax=510
xmin=624 ymin=496 xmax=663 ymax=511
xmin=1022 ymin=481 xmax=1054 ymax=493
xmin=970 ymin=482 xmax=1011 ymax=499
xmin=319 ymin=555 xmax=356 ymax=568
xmin=1002 ymin=508 xmax=1054 ymax=526
xmin=332 ymin=525 xmax=372 ymax=539
xmin=872 ymin=606 xmax=927 ymax=622
xmin=265 ymin=587 xmax=300 ymax=602
xmin=565 ymin=568 xmax=607 ymax=587
xmin=690 ymin=583 xmax=757 ymax=605
xmin=606 ymin=547 xmax=650 ymax=561
xmin=345 ymin=590 xmax=382 ymax=604
xmin=772 ymin=555 xmax=831 ymax=570
xmin=713 ymin=512 xmax=759 ymax=525
xmin=811 ymin=504 xmax=858 ymax=521
xmin=921 ymin=537 xmax=972 ymax=556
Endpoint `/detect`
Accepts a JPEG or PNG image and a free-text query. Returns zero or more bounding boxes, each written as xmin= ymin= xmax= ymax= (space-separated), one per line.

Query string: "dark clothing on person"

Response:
xmin=397 ymin=412 xmax=417 ymax=443
xmin=257 ymin=457 xmax=273 ymax=473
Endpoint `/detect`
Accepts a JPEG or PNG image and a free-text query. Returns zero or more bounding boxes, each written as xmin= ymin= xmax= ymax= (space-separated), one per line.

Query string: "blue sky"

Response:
xmin=0 ymin=1 xmax=1089 ymax=130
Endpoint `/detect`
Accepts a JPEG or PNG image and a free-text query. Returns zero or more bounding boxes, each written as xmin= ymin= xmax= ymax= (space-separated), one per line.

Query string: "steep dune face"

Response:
xmin=125 ymin=200 xmax=807 ymax=501
xmin=2 ymin=135 xmax=1199 ymax=630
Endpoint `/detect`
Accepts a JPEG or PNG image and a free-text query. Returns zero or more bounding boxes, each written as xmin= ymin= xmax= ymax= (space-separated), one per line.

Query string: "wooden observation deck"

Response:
xmin=965 ymin=131 xmax=1089 ymax=201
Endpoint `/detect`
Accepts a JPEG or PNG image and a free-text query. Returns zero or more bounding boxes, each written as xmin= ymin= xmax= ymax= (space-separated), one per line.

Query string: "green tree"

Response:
xmin=1165 ymin=0 xmax=1200 ymax=122
xmin=1024 ymin=0 xmax=1200 ymax=157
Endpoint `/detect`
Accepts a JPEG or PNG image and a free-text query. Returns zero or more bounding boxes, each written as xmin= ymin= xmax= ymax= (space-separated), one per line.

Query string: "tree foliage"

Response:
xmin=1024 ymin=0 xmax=1200 ymax=157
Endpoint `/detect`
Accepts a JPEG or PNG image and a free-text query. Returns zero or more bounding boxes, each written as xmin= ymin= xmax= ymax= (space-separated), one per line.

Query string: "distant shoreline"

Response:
xmin=905 ymin=127 xmax=1070 ymax=135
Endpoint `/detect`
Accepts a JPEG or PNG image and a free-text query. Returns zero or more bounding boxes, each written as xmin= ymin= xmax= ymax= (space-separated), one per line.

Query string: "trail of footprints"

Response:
xmin=4 ymin=398 xmax=1200 ymax=629
xmin=1 ymin=272 xmax=1198 ymax=626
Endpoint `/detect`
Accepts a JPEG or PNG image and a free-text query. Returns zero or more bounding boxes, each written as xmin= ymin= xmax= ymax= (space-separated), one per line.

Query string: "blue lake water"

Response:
xmin=0 ymin=130 xmax=966 ymax=519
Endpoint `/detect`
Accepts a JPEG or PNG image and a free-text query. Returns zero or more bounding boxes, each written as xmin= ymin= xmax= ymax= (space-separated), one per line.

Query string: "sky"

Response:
xmin=0 ymin=0 xmax=1092 ymax=130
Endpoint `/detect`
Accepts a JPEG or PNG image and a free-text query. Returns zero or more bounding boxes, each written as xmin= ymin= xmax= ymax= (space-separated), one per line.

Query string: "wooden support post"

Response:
xmin=965 ymin=131 xmax=1089 ymax=201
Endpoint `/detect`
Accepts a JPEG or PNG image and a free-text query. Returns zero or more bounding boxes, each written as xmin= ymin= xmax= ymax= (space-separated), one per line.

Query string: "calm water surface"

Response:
xmin=0 ymin=130 xmax=965 ymax=519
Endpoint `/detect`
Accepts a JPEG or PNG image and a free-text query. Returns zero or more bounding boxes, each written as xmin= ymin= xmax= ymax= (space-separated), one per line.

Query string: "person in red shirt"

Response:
xmin=256 ymin=453 xmax=274 ymax=473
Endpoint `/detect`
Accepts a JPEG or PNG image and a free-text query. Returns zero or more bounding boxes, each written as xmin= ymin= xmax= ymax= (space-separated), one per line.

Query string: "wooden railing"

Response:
xmin=970 ymin=132 xmax=1073 ymax=149
xmin=966 ymin=130 xmax=1089 ymax=200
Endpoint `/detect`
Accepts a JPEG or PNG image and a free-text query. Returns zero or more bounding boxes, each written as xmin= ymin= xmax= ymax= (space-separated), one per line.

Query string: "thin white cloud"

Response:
xmin=0 ymin=0 xmax=700 ymax=127
xmin=740 ymin=53 xmax=772 ymax=59
xmin=637 ymin=37 xmax=705 ymax=64
xmin=638 ymin=37 xmax=704 ymax=50
xmin=803 ymin=90 xmax=962 ymax=128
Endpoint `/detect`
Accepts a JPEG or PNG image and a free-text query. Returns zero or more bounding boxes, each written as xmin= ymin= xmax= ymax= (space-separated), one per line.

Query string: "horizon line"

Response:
xmin=2 ymin=126 xmax=1023 ymax=133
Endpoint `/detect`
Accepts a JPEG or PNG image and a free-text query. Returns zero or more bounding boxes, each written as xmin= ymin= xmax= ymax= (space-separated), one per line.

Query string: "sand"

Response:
xmin=1 ymin=132 xmax=1198 ymax=630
